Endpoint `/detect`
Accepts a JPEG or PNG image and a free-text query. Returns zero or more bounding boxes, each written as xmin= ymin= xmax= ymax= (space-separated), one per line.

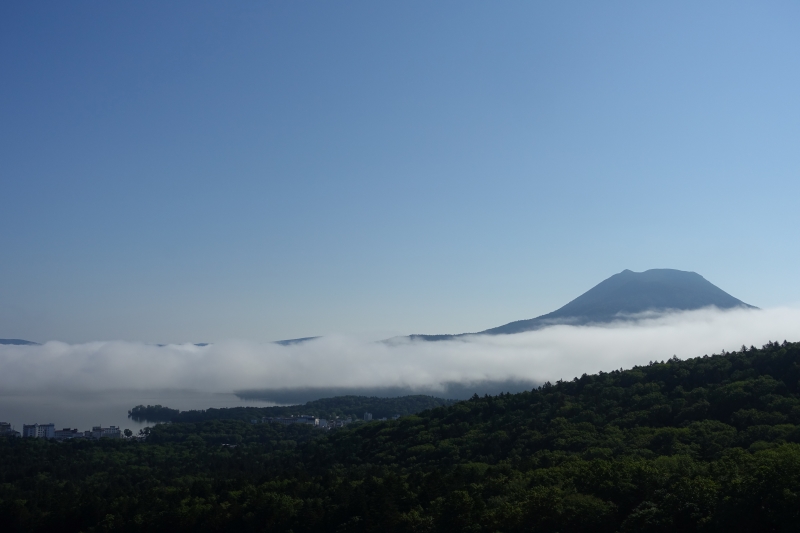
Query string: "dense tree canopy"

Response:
xmin=128 ymin=404 xmax=181 ymax=422
xmin=3 ymin=341 xmax=800 ymax=532
xmin=166 ymin=395 xmax=458 ymax=423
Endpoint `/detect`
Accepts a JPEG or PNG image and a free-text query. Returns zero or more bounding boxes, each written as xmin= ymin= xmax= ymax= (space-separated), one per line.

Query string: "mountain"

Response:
xmin=0 ymin=338 xmax=39 ymax=345
xmin=411 ymin=269 xmax=755 ymax=340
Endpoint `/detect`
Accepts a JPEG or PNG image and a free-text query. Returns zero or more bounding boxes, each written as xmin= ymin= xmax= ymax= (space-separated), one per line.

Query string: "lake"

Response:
xmin=0 ymin=390 xmax=278 ymax=434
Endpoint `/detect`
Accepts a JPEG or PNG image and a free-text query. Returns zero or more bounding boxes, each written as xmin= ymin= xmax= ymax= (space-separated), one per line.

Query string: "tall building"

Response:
xmin=22 ymin=423 xmax=55 ymax=438
xmin=37 ymin=423 xmax=55 ymax=439
xmin=364 ymin=412 xmax=372 ymax=421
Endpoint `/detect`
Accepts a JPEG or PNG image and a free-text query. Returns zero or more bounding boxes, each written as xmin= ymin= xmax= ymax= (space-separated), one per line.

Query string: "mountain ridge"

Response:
xmin=410 ymin=268 xmax=755 ymax=340
xmin=0 ymin=339 xmax=39 ymax=346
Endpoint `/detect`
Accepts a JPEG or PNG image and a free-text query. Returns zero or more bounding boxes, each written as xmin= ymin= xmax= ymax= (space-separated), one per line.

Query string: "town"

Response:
xmin=0 ymin=421 xmax=127 ymax=440
xmin=0 ymin=411 xmax=401 ymax=441
xmin=250 ymin=411 xmax=401 ymax=428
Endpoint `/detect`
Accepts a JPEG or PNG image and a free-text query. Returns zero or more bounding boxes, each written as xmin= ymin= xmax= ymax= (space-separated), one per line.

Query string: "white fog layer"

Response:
xmin=2 ymin=307 xmax=799 ymax=394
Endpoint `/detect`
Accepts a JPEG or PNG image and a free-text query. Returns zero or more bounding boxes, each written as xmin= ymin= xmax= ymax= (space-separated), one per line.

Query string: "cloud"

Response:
xmin=1 ymin=307 xmax=799 ymax=398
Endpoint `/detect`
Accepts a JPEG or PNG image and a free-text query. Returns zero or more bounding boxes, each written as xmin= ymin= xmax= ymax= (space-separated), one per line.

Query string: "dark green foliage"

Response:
xmin=3 ymin=341 xmax=800 ymax=532
xmin=128 ymin=404 xmax=181 ymax=422
xmin=167 ymin=395 xmax=458 ymax=423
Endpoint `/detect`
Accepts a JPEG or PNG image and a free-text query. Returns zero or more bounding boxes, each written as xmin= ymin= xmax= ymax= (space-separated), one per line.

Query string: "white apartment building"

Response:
xmin=22 ymin=423 xmax=55 ymax=439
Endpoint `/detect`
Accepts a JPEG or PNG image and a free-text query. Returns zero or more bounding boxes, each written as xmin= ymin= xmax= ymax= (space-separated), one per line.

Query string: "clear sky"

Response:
xmin=2 ymin=1 xmax=799 ymax=344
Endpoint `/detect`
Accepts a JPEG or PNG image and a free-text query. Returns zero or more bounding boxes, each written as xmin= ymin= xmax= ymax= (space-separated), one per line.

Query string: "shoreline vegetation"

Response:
xmin=2 ymin=341 xmax=800 ymax=531
xmin=128 ymin=395 xmax=459 ymax=424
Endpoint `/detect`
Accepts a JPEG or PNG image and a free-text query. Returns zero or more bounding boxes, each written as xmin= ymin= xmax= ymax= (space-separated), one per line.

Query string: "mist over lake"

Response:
xmin=3 ymin=306 xmax=800 ymax=433
xmin=0 ymin=390 xmax=277 ymax=435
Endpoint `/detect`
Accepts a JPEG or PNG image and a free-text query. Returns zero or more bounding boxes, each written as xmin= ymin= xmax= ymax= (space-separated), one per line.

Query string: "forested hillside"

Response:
xmin=3 ymin=341 xmax=800 ymax=532
xmin=129 ymin=395 xmax=457 ymax=423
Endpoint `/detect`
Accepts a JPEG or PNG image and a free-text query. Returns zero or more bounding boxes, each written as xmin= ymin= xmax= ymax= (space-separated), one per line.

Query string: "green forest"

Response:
xmin=3 ymin=341 xmax=800 ymax=532
xmin=129 ymin=395 xmax=458 ymax=423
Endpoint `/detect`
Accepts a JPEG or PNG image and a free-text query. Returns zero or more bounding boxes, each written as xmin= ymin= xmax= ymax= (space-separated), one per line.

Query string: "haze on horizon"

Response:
xmin=1 ymin=307 xmax=799 ymax=401
xmin=2 ymin=2 xmax=800 ymax=345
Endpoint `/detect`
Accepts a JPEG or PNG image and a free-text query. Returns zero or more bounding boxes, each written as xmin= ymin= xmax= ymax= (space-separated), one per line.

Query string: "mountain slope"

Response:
xmin=412 ymin=269 xmax=754 ymax=340
xmin=0 ymin=339 xmax=39 ymax=345
xmin=484 ymin=268 xmax=754 ymax=335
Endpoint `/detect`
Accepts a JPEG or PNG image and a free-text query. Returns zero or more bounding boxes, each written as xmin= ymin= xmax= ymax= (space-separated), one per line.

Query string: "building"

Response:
xmin=260 ymin=415 xmax=319 ymax=426
xmin=90 ymin=426 xmax=122 ymax=439
xmin=291 ymin=416 xmax=317 ymax=425
xmin=269 ymin=416 xmax=355 ymax=429
xmin=329 ymin=417 xmax=352 ymax=428
xmin=364 ymin=412 xmax=372 ymax=421
xmin=54 ymin=428 xmax=83 ymax=441
xmin=22 ymin=423 xmax=56 ymax=439
xmin=0 ymin=422 xmax=21 ymax=437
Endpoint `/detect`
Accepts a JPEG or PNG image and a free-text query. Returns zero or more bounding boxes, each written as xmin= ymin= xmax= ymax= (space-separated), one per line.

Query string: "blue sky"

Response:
xmin=2 ymin=1 xmax=799 ymax=343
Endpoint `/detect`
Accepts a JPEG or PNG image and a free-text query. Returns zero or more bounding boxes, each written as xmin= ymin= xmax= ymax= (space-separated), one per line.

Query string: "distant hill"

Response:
xmin=128 ymin=394 xmax=458 ymax=423
xmin=236 ymin=381 xmax=538 ymax=403
xmin=274 ymin=336 xmax=320 ymax=346
xmin=0 ymin=338 xmax=39 ymax=345
xmin=411 ymin=269 xmax=755 ymax=340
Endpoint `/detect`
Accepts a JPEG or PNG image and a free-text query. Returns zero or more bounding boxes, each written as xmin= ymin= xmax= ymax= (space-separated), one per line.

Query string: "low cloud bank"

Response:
xmin=1 ymin=307 xmax=799 ymax=399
